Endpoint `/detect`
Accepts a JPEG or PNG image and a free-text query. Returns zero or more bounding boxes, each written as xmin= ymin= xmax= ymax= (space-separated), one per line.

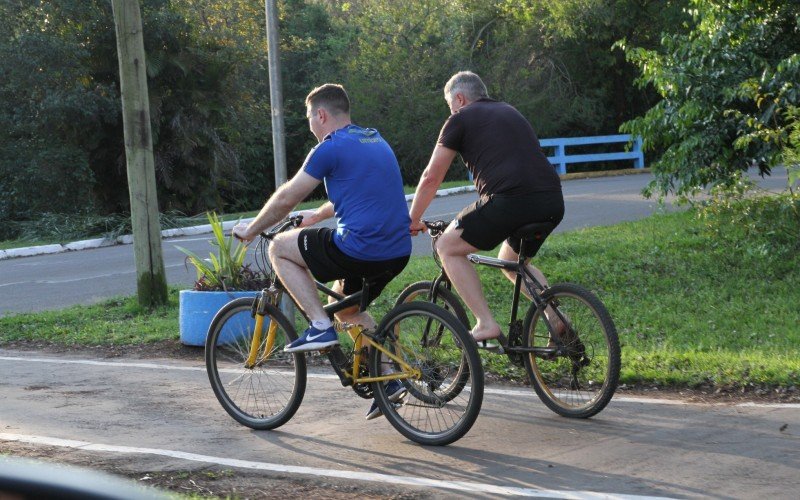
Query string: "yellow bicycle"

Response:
xmin=204 ymin=217 xmax=484 ymax=446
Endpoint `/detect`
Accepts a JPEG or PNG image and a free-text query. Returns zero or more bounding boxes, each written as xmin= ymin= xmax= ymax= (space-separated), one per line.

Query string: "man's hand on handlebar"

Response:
xmin=410 ymin=219 xmax=428 ymax=237
xmin=294 ymin=210 xmax=319 ymax=228
xmin=232 ymin=222 xmax=254 ymax=243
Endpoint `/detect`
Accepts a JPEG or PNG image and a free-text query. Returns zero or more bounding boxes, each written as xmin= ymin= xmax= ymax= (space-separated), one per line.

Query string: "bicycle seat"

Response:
xmin=512 ymin=221 xmax=557 ymax=241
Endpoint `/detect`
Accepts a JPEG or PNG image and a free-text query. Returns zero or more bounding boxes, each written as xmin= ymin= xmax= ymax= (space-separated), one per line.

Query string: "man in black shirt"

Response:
xmin=409 ymin=71 xmax=564 ymax=342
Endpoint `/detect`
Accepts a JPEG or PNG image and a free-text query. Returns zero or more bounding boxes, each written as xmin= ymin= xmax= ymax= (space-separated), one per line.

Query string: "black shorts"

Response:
xmin=455 ymin=190 xmax=564 ymax=258
xmin=297 ymin=227 xmax=409 ymax=305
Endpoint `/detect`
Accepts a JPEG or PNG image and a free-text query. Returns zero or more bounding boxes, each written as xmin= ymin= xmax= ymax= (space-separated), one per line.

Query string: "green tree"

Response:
xmin=619 ymin=0 xmax=800 ymax=197
xmin=0 ymin=0 xmax=260 ymax=237
xmin=0 ymin=1 xmax=116 ymax=237
xmin=477 ymin=0 xmax=689 ymax=137
xmin=322 ymin=0 xmax=473 ymax=181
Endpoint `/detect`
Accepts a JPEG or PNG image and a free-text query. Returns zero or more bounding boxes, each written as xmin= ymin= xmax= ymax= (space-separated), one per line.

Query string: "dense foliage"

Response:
xmin=620 ymin=0 xmax=800 ymax=197
xmin=10 ymin=0 xmax=799 ymax=240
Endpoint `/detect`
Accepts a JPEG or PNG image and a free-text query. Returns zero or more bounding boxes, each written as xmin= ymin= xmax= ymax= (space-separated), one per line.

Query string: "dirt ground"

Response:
xmin=2 ymin=339 xmax=798 ymax=499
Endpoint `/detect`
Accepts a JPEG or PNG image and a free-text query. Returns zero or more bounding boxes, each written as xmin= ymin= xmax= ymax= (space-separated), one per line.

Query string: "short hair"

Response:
xmin=305 ymin=83 xmax=350 ymax=116
xmin=444 ymin=71 xmax=489 ymax=102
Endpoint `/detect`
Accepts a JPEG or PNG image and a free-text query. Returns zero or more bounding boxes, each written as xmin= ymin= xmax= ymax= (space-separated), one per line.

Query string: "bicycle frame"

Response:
xmin=247 ymin=266 xmax=421 ymax=385
xmin=423 ymin=225 xmax=571 ymax=358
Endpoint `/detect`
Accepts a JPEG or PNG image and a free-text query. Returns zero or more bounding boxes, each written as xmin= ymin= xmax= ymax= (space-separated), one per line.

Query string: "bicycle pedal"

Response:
xmin=477 ymin=340 xmax=504 ymax=354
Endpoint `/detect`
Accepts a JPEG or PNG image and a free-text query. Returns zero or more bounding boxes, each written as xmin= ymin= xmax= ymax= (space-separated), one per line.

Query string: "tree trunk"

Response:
xmin=111 ymin=0 xmax=168 ymax=307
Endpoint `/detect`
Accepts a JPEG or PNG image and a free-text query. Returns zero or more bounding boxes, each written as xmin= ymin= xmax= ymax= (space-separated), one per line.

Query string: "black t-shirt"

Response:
xmin=437 ymin=98 xmax=561 ymax=197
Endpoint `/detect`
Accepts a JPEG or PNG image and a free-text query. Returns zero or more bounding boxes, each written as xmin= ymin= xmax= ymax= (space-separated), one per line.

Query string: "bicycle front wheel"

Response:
xmin=369 ymin=302 xmax=483 ymax=446
xmin=522 ymin=283 xmax=620 ymax=418
xmin=395 ymin=280 xmax=471 ymax=328
xmin=206 ymin=297 xmax=307 ymax=429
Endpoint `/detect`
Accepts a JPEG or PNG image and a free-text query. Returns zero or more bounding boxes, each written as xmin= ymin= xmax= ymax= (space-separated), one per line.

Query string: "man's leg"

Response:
xmin=329 ymin=280 xmax=376 ymax=348
xmin=497 ymin=242 xmax=565 ymax=334
xmin=498 ymin=242 xmax=549 ymax=297
xmin=437 ymin=226 xmax=501 ymax=341
xmin=269 ymin=230 xmax=328 ymax=324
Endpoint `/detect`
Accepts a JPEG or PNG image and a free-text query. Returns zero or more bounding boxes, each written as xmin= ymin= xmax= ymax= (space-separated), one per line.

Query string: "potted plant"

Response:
xmin=176 ymin=212 xmax=270 ymax=346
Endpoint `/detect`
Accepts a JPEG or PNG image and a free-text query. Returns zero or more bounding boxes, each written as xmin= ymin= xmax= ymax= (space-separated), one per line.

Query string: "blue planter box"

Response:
xmin=179 ymin=290 xmax=259 ymax=346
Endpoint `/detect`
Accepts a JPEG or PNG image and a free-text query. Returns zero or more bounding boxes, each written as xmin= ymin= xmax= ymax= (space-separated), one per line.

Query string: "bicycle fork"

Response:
xmin=244 ymin=288 xmax=282 ymax=369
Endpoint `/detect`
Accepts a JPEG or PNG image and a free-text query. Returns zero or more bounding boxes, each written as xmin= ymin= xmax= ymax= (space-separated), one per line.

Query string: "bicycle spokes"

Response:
xmin=523 ymin=283 xmax=620 ymax=418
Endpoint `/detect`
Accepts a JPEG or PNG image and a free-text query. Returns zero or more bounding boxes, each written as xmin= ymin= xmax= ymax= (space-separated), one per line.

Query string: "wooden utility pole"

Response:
xmin=265 ymin=0 xmax=287 ymax=187
xmin=111 ymin=0 xmax=168 ymax=307
xmin=264 ymin=0 xmax=293 ymax=319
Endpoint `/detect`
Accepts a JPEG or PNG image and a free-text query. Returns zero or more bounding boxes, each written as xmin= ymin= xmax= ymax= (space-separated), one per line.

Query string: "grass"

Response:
xmin=2 ymin=206 xmax=798 ymax=390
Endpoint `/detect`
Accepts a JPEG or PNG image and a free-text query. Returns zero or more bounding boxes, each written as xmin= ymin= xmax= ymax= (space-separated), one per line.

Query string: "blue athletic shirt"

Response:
xmin=302 ymin=124 xmax=412 ymax=261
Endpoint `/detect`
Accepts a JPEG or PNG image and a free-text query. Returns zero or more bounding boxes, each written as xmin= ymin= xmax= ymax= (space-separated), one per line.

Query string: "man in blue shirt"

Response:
xmin=233 ymin=84 xmax=411 ymax=418
xmin=234 ymin=83 xmax=410 ymax=347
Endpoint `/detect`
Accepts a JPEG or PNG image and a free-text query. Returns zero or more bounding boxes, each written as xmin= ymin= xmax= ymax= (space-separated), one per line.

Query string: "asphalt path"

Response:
xmin=0 ymin=350 xmax=798 ymax=498
xmin=0 ymin=168 xmax=789 ymax=316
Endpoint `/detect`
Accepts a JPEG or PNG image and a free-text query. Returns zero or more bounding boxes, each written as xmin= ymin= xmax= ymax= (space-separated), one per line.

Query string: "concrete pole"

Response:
xmin=265 ymin=0 xmax=287 ymax=188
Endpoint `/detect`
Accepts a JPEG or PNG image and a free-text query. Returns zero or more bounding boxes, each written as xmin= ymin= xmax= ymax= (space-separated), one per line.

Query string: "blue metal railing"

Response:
xmin=539 ymin=134 xmax=644 ymax=175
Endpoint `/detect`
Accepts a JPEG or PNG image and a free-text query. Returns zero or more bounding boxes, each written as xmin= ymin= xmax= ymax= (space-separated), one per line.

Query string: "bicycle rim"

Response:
xmin=523 ymin=283 xmax=620 ymax=418
xmin=206 ymin=297 xmax=306 ymax=429
xmin=395 ymin=281 xmax=471 ymax=402
xmin=370 ymin=302 xmax=483 ymax=446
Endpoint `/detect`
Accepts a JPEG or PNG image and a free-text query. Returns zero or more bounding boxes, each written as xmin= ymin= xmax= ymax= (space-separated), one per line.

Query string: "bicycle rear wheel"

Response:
xmin=522 ymin=283 xmax=620 ymax=418
xmin=394 ymin=281 xmax=471 ymax=402
xmin=369 ymin=302 xmax=483 ymax=446
xmin=206 ymin=296 xmax=306 ymax=429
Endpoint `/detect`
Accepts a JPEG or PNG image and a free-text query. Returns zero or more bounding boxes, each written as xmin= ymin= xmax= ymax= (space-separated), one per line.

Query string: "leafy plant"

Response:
xmin=619 ymin=0 xmax=800 ymax=198
xmin=176 ymin=212 xmax=269 ymax=291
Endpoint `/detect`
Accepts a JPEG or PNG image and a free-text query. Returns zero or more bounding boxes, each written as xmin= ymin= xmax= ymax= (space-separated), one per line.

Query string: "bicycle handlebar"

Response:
xmin=259 ymin=215 xmax=304 ymax=240
xmin=422 ymin=219 xmax=449 ymax=237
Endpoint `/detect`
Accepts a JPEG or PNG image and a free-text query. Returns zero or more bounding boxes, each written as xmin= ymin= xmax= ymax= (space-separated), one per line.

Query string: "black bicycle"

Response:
xmin=204 ymin=216 xmax=484 ymax=446
xmin=395 ymin=220 xmax=620 ymax=418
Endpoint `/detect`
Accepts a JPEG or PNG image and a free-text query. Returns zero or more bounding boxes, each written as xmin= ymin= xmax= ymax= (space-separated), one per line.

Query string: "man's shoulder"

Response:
xmin=466 ymin=98 xmax=515 ymax=113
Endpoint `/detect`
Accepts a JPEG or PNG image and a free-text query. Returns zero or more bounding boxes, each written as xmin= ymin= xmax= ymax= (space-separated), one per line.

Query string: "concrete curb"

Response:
xmin=0 ymin=168 xmax=649 ymax=261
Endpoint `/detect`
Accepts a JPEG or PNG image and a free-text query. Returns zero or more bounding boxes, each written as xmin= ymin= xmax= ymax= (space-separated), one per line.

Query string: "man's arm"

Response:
xmin=235 ymin=170 xmax=321 ymax=241
xmin=408 ymin=145 xmax=458 ymax=234
xmin=296 ymin=201 xmax=334 ymax=227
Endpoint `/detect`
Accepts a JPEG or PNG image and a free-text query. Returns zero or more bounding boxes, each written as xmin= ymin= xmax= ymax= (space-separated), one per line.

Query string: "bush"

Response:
xmin=696 ymin=175 xmax=800 ymax=264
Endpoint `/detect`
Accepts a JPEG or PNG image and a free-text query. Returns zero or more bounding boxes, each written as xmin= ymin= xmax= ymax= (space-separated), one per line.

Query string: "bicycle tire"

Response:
xmin=394 ymin=281 xmax=471 ymax=403
xmin=394 ymin=281 xmax=471 ymax=328
xmin=206 ymin=296 xmax=307 ymax=429
xmin=522 ymin=283 xmax=620 ymax=418
xmin=368 ymin=302 xmax=483 ymax=446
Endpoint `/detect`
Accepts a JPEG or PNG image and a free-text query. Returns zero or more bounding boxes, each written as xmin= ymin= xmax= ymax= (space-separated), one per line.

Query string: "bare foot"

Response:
xmin=470 ymin=323 xmax=502 ymax=342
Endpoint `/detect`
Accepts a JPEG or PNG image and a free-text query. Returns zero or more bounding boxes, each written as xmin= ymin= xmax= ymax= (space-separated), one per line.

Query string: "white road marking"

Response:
xmin=1 ymin=354 xmax=797 ymax=408
xmin=0 ymin=433 xmax=669 ymax=499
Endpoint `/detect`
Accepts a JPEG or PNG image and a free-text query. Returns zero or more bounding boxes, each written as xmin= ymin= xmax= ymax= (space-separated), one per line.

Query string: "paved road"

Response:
xmin=0 ymin=168 xmax=788 ymax=316
xmin=0 ymin=350 xmax=797 ymax=498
